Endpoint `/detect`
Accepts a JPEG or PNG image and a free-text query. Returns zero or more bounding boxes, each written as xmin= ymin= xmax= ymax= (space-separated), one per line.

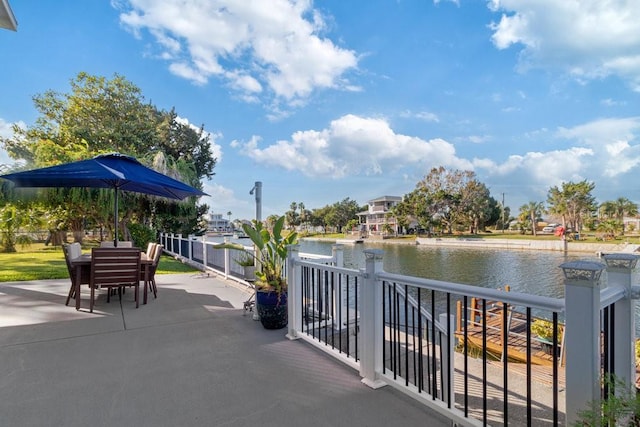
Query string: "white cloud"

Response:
xmin=555 ymin=117 xmax=640 ymax=178
xmin=232 ymin=112 xmax=640 ymax=208
xmin=0 ymin=119 xmax=25 ymax=171
xmin=468 ymin=135 xmax=490 ymax=144
xmin=476 ymin=116 xmax=640 ymax=206
xmin=175 ymin=116 xmax=224 ymax=162
xmin=400 ymin=110 xmax=440 ymax=123
xmin=234 ymin=114 xmax=473 ymax=178
xmin=116 ymin=0 xmax=358 ymax=106
xmin=488 ymin=0 xmax=640 ymax=90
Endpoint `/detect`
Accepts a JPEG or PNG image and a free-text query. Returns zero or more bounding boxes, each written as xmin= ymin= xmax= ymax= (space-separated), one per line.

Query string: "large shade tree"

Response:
xmin=547 ymin=180 xmax=597 ymax=233
xmin=0 ymin=72 xmax=216 ymax=240
xmin=398 ymin=167 xmax=497 ymax=234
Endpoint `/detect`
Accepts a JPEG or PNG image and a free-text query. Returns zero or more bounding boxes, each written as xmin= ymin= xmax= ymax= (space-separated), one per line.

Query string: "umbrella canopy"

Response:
xmin=0 ymin=153 xmax=208 ymax=245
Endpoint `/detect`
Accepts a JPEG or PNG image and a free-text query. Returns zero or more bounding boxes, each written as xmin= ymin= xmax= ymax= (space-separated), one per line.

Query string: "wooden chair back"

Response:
xmin=90 ymin=248 xmax=141 ymax=288
xmin=100 ymin=241 xmax=134 ymax=248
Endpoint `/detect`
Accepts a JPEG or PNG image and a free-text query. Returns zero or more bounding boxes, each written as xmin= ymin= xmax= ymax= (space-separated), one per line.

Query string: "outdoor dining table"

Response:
xmin=70 ymin=251 xmax=153 ymax=310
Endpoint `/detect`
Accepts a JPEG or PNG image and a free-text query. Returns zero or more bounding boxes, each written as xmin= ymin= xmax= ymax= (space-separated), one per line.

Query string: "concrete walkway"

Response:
xmin=0 ymin=273 xmax=450 ymax=427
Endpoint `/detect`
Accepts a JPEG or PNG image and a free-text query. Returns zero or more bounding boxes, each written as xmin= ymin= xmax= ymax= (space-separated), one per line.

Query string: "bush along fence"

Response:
xmin=161 ymin=232 xmax=639 ymax=426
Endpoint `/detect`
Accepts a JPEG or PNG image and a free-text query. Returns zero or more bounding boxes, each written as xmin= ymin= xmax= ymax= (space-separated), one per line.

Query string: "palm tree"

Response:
xmin=599 ymin=197 xmax=638 ymax=235
xmin=518 ymin=201 xmax=545 ymax=236
xmin=227 ymin=211 xmax=232 ymax=231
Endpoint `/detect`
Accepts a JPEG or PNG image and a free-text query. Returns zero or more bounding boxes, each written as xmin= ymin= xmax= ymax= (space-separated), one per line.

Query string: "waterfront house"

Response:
xmin=207 ymin=213 xmax=232 ymax=233
xmin=357 ymin=195 xmax=403 ymax=238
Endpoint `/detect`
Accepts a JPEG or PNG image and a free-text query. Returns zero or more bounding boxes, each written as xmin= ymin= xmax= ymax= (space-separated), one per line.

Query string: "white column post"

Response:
xmin=223 ymin=237 xmax=230 ymax=279
xmin=286 ymin=244 xmax=301 ymax=340
xmin=561 ymin=260 xmax=606 ymax=426
xmin=332 ymin=244 xmax=344 ymax=267
xmin=360 ymin=249 xmax=386 ymax=389
xmin=202 ymin=234 xmax=208 ymax=270
xmin=177 ymin=234 xmax=183 ymax=257
xmin=439 ymin=313 xmax=456 ymax=404
xmin=603 ymin=254 xmax=639 ymax=396
xmin=188 ymin=234 xmax=193 ymax=263
xmin=331 ymin=244 xmax=346 ymax=326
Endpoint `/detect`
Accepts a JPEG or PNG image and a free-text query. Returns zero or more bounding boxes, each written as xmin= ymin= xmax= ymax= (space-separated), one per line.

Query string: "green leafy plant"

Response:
xmin=235 ymin=251 xmax=255 ymax=267
xmin=531 ymin=318 xmax=563 ymax=342
xmin=128 ymin=222 xmax=157 ymax=250
xmin=217 ymin=216 xmax=297 ymax=295
xmin=574 ymin=374 xmax=640 ymax=426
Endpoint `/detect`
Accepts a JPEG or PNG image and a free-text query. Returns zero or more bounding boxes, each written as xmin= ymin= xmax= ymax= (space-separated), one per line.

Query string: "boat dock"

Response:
xmin=454 ymin=293 xmax=565 ymax=368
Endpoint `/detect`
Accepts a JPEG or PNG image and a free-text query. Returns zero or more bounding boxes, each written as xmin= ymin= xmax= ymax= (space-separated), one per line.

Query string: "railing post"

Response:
xmin=177 ymin=234 xmax=183 ymax=257
xmin=603 ymin=254 xmax=639 ymax=396
xmin=286 ymin=244 xmax=301 ymax=340
xmin=188 ymin=234 xmax=193 ymax=263
xmin=439 ymin=312 xmax=455 ymax=404
xmin=332 ymin=244 xmax=344 ymax=267
xmin=561 ymin=260 xmax=606 ymax=426
xmin=360 ymin=249 xmax=386 ymax=389
xmin=223 ymin=237 xmax=230 ymax=278
xmin=202 ymin=235 xmax=208 ymax=269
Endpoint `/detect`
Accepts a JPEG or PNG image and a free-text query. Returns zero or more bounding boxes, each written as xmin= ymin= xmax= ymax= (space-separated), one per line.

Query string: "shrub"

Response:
xmin=128 ymin=223 xmax=157 ymax=249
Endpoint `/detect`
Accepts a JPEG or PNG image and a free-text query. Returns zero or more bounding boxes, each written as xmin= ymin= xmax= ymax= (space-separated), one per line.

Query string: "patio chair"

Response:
xmin=89 ymin=248 xmax=141 ymax=313
xmin=141 ymin=244 xmax=163 ymax=299
xmin=100 ymin=241 xmax=133 ymax=248
xmin=63 ymin=243 xmax=82 ymax=306
xmin=145 ymin=242 xmax=157 ymax=259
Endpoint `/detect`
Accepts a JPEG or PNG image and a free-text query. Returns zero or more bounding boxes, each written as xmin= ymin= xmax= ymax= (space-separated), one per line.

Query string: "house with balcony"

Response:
xmin=357 ymin=195 xmax=402 ymax=238
xmin=207 ymin=213 xmax=232 ymax=233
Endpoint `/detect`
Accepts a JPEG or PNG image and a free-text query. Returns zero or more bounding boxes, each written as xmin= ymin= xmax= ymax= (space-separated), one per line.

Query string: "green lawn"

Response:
xmin=0 ymin=243 xmax=198 ymax=282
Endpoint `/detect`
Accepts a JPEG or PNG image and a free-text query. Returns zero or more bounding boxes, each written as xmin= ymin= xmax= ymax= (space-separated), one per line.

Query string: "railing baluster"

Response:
xmin=482 ymin=298 xmax=487 ymax=426
xmin=431 ymin=290 xmax=437 ymax=400
xmin=404 ymin=284 xmax=409 ymax=387
xmin=553 ymin=311 xmax=559 ymax=426
xmin=463 ymin=295 xmax=468 ymax=418
xmin=418 ymin=288 xmax=423 ymax=393
xmin=526 ymin=307 xmax=532 ymax=427
xmin=502 ymin=301 xmax=508 ymax=425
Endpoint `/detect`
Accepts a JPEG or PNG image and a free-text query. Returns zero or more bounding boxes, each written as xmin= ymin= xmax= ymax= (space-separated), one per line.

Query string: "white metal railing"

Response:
xmin=158 ymin=232 xmax=338 ymax=286
xmin=160 ymin=232 xmax=640 ymax=427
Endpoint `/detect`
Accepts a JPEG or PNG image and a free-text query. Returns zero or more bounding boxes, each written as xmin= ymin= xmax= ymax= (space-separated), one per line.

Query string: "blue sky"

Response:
xmin=2 ymin=1 xmax=640 ymax=221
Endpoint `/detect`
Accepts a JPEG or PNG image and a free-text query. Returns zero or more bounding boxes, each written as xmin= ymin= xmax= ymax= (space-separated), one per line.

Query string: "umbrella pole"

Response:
xmin=114 ymin=187 xmax=119 ymax=247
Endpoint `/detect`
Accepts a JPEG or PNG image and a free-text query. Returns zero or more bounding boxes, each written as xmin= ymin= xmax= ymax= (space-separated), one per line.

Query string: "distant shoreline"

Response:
xmin=301 ymin=235 xmax=637 ymax=255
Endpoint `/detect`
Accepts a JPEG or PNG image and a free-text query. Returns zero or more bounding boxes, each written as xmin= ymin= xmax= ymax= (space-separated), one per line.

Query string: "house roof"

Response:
xmin=0 ymin=0 xmax=17 ymax=31
xmin=368 ymin=195 xmax=402 ymax=203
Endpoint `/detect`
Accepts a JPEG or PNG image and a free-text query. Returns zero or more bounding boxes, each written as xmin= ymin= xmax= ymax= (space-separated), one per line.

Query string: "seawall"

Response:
xmin=416 ymin=237 xmax=640 ymax=255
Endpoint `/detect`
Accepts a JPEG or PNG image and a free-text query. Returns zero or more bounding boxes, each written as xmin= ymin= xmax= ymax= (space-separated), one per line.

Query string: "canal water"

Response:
xmin=299 ymin=239 xmax=602 ymax=299
xmin=211 ymin=236 xmax=638 ymax=333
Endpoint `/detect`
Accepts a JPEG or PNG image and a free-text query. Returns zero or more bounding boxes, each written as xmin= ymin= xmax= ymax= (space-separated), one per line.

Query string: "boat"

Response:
xmin=336 ymin=238 xmax=364 ymax=244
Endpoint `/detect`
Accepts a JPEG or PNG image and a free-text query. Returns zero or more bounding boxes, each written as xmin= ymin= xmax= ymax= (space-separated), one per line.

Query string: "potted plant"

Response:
xmin=531 ymin=318 xmax=563 ymax=355
xmin=236 ymin=251 xmax=256 ymax=281
xmin=218 ymin=216 xmax=298 ymax=329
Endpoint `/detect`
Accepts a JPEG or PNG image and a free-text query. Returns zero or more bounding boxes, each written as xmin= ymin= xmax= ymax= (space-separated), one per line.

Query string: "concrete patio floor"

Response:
xmin=0 ymin=272 xmax=450 ymax=427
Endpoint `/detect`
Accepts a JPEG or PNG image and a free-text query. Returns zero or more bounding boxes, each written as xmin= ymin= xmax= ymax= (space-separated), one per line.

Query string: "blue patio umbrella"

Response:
xmin=0 ymin=153 xmax=208 ymax=246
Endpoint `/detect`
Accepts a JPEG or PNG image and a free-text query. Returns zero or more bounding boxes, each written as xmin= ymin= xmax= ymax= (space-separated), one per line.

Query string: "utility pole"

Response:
xmin=250 ymin=181 xmax=262 ymax=223
xmin=502 ymin=192 xmax=506 ymax=233
xmin=249 ymin=181 xmax=262 ymax=321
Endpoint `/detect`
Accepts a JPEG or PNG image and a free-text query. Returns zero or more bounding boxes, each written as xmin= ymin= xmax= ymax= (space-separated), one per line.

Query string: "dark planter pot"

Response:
xmin=540 ymin=338 xmax=561 ymax=357
xmin=256 ymin=291 xmax=288 ymax=330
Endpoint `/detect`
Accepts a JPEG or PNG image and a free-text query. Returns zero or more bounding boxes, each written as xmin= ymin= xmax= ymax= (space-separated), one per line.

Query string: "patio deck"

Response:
xmin=0 ymin=273 xmax=449 ymax=427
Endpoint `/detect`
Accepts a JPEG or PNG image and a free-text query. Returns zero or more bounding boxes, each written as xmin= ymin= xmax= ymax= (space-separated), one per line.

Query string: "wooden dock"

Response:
xmin=454 ymin=296 xmax=564 ymax=368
